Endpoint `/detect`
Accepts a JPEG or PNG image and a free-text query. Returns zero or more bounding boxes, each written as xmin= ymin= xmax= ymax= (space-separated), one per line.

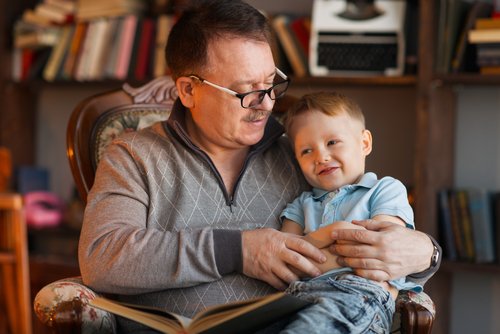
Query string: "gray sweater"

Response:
xmin=79 ymin=100 xmax=308 ymax=322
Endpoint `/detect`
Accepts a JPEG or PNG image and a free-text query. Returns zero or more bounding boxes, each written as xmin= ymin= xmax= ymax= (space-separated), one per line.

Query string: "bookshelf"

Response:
xmin=1 ymin=1 xmax=500 ymax=333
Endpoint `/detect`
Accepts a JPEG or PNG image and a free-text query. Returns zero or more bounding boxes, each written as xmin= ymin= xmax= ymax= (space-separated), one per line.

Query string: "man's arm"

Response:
xmin=241 ymin=228 xmax=326 ymax=290
xmin=329 ymin=219 xmax=439 ymax=283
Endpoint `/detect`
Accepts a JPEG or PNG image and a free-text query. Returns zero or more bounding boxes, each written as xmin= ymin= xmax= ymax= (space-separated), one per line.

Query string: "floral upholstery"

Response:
xmin=34 ymin=277 xmax=435 ymax=333
xmin=33 ymin=277 xmax=116 ymax=333
xmin=92 ymin=107 xmax=171 ymax=168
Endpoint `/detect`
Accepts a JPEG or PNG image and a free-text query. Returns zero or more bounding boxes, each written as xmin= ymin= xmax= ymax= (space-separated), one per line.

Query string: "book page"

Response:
xmin=188 ymin=292 xmax=310 ymax=334
xmin=90 ymin=297 xmax=189 ymax=333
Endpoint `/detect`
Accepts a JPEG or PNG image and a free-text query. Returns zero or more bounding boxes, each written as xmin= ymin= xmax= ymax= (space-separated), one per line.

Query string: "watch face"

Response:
xmin=431 ymin=246 xmax=440 ymax=266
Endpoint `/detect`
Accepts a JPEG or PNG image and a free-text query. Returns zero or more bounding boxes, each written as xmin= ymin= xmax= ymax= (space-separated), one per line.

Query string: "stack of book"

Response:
xmin=437 ymin=188 xmax=497 ymax=264
xmin=468 ymin=15 xmax=500 ymax=74
xmin=76 ymin=0 xmax=146 ymax=21
xmin=12 ymin=0 xmax=175 ymax=82
xmin=12 ymin=0 xmax=77 ymax=81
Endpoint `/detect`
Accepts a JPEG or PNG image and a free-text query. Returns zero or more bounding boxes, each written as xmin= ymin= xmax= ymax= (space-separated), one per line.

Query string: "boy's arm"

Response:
xmin=371 ymin=214 xmax=406 ymax=227
xmin=281 ymin=219 xmax=305 ymax=235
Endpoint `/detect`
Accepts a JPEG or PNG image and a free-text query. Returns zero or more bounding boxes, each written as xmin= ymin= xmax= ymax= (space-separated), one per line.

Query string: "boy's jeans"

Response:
xmin=280 ymin=273 xmax=395 ymax=334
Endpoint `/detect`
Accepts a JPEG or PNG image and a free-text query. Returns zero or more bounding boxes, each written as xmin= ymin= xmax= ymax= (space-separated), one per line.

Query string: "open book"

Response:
xmin=90 ymin=292 xmax=310 ymax=334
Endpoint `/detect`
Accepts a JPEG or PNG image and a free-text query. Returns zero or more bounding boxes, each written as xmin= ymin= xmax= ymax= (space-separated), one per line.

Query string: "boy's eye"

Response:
xmin=300 ymin=148 xmax=312 ymax=156
xmin=327 ymin=140 xmax=337 ymax=146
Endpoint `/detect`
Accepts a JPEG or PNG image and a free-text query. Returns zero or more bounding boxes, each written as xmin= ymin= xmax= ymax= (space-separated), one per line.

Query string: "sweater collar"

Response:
xmin=311 ymin=172 xmax=378 ymax=199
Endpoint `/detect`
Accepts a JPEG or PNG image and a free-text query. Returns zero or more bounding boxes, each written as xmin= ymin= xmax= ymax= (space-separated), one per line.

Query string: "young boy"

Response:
xmin=279 ymin=92 xmax=422 ymax=333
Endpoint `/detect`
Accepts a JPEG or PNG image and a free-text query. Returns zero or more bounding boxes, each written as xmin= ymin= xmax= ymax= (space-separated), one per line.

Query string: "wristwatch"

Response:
xmin=430 ymin=243 xmax=440 ymax=268
xmin=407 ymin=234 xmax=442 ymax=280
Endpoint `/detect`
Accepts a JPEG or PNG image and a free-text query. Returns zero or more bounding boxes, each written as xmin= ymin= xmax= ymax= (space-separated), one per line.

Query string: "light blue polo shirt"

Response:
xmin=280 ymin=172 xmax=422 ymax=292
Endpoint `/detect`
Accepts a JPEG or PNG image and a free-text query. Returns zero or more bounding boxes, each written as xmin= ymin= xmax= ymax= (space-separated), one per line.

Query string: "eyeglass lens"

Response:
xmin=242 ymin=81 xmax=289 ymax=108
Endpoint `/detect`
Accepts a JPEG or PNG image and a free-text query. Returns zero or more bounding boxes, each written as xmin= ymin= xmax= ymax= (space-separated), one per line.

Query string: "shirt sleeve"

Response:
xmin=280 ymin=192 xmax=309 ymax=228
xmin=369 ymin=177 xmax=415 ymax=229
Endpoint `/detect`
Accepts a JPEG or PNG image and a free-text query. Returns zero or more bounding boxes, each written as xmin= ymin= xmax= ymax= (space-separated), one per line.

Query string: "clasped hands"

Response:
xmin=242 ymin=219 xmax=432 ymax=290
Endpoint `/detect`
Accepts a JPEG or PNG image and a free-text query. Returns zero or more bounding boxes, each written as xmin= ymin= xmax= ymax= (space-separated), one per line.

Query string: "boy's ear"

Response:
xmin=175 ymin=77 xmax=195 ymax=108
xmin=362 ymin=129 xmax=373 ymax=156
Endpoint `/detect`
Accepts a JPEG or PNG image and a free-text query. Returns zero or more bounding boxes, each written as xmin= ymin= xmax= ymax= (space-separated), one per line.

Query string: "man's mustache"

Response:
xmin=244 ymin=110 xmax=272 ymax=122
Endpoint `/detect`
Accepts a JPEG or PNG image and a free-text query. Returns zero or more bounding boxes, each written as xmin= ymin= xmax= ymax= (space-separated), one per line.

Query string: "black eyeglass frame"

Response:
xmin=189 ymin=68 xmax=290 ymax=109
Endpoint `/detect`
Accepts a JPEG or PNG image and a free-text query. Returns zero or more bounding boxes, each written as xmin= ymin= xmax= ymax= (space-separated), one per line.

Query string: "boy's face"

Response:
xmin=288 ymin=109 xmax=372 ymax=191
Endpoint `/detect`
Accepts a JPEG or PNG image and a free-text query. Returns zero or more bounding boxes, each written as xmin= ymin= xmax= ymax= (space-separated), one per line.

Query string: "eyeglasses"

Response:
xmin=189 ymin=68 xmax=290 ymax=109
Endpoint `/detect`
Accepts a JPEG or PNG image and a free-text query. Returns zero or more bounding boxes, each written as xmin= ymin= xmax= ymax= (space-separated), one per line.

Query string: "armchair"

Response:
xmin=33 ymin=77 xmax=436 ymax=333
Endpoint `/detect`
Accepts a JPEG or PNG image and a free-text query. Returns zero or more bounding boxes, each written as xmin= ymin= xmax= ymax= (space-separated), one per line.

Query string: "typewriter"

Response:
xmin=310 ymin=0 xmax=406 ymax=77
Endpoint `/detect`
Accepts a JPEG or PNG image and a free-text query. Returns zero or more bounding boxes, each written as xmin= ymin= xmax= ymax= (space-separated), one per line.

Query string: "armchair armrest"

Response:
xmin=393 ymin=290 xmax=435 ymax=334
xmin=34 ymin=277 xmax=435 ymax=334
xmin=33 ymin=277 xmax=116 ymax=334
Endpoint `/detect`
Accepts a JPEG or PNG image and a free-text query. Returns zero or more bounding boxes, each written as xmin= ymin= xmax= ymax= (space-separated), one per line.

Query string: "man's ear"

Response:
xmin=362 ymin=129 xmax=373 ymax=156
xmin=176 ymin=77 xmax=195 ymax=108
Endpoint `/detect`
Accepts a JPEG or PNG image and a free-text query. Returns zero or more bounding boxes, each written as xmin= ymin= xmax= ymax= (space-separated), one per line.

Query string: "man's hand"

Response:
xmin=329 ymin=219 xmax=434 ymax=281
xmin=241 ymin=228 xmax=326 ymax=290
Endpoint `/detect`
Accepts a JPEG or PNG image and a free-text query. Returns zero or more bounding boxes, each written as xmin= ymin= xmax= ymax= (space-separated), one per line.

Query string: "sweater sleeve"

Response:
xmin=78 ymin=135 xmax=239 ymax=294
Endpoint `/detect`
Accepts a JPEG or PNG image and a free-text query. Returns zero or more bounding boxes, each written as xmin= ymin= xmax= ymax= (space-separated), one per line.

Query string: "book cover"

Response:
xmin=467 ymin=188 xmax=495 ymax=263
xmin=153 ymin=14 xmax=173 ymax=77
xmin=34 ymin=2 xmax=74 ymax=24
xmin=21 ymin=49 xmax=36 ymax=81
xmin=90 ymin=292 xmax=310 ymax=334
xmin=272 ymin=15 xmax=307 ymax=78
xmin=89 ymin=18 xmax=120 ymax=80
xmin=74 ymin=19 xmax=97 ymax=81
xmin=437 ymin=189 xmax=457 ymax=260
xmin=475 ymin=17 xmax=500 ymax=29
xmin=456 ymin=190 xmax=475 ymax=261
xmin=43 ymin=25 xmax=74 ymax=81
xmin=451 ymin=1 xmax=493 ymax=73
xmin=480 ymin=65 xmax=500 ymax=74
xmin=441 ymin=0 xmax=472 ymax=73
xmin=115 ymin=15 xmax=139 ymax=80
xmin=490 ymin=192 xmax=500 ymax=263
xmin=62 ymin=21 xmax=88 ymax=80
xmin=103 ymin=17 xmax=124 ymax=79
xmin=448 ymin=190 xmax=467 ymax=260
xmin=469 ymin=28 xmax=500 ymax=43
xmin=289 ymin=16 xmax=310 ymax=62
xmin=134 ymin=17 xmax=155 ymax=81
xmin=126 ymin=16 xmax=144 ymax=80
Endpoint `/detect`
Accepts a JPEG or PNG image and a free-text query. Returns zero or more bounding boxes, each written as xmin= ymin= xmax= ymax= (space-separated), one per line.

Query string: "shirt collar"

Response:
xmin=311 ymin=172 xmax=378 ymax=200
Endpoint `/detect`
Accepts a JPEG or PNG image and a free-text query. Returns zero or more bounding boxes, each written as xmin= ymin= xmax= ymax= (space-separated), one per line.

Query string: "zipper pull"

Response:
xmin=229 ymin=196 xmax=234 ymax=213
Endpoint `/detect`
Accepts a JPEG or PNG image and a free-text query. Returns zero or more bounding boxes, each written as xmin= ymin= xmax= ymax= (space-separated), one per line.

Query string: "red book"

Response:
xmin=289 ymin=17 xmax=310 ymax=58
xmin=21 ymin=49 xmax=35 ymax=81
xmin=134 ymin=17 xmax=155 ymax=81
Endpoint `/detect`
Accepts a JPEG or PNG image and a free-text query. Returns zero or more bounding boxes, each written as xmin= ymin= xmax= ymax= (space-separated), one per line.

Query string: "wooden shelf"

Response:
xmin=436 ymin=73 xmax=500 ymax=85
xmin=291 ymin=75 xmax=417 ymax=87
xmin=441 ymin=260 xmax=500 ymax=274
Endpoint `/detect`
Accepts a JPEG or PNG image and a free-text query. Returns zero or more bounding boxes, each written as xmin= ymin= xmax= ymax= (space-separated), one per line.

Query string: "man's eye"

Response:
xmin=327 ymin=140 xmax=337 ymax=146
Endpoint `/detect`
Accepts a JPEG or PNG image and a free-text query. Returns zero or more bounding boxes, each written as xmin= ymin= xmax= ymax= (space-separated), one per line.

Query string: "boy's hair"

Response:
xmin=283 ymin=91 xmax=366 ymax=133
xmin=165 ymin=0 xmax=272 ymax=80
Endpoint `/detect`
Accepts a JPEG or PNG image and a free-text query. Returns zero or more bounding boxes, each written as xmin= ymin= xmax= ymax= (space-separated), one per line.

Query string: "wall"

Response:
xmin=36 ymin=85 xmax=118 ymax=201
xmin=452 ymin=86 xmax=500 ymax=334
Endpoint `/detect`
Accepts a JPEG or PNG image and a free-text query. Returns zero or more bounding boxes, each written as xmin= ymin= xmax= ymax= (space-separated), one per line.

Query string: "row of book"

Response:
xmin=20 ymin=0 xmax=147 ymax=26
xmin=437 ymin=0 xmax=500 ymax=74
xmin=468 ymin=16 xmax=500 ymax=75
xmin=12 ymin=14 xmax=175 ymax=82
xmin=13 ymin=11 xmax=312 ymax=82
xmin=437 ymin=188 xmax=500 ymax=264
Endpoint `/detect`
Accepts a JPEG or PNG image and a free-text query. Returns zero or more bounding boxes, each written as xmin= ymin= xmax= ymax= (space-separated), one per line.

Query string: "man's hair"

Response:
xmin=165 ymin=0 xmax=272 ymax=80
xmin=283 ymin=92 xmax=366 ymax=133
